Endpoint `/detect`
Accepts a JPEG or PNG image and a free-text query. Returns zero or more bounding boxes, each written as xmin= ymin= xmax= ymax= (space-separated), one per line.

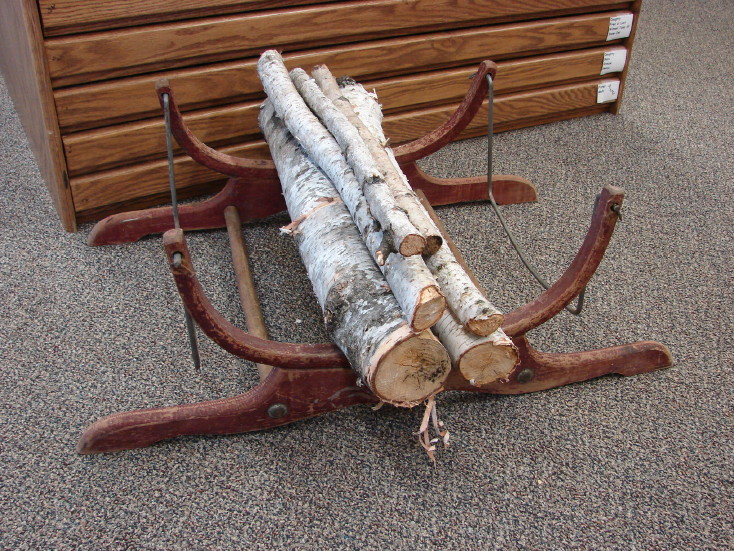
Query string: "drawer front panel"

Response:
xmin=39 ymin=0 xmax=343 ymax=36
xmin=45 ymin=0 xmax=629 ymax=87
xmin=71 ymin=79 xmax=616 ymax=218
xmin=54 ymin=12 xmax=628 ymax=132
xmin=63 ymin=47 xmax=625 ymax=177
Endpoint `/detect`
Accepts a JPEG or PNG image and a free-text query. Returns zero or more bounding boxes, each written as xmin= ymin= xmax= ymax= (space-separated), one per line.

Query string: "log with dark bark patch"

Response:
xmin=259 ymin=102 xmax=450 ymax=406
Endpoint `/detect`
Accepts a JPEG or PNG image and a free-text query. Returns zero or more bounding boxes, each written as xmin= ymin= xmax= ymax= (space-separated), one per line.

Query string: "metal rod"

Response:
xmin=487 ymin=74 xmax=494 ymax=191
xmin=224 ymin=206 xmax=273 ymax=381
xmin=163 ymin=94 xmax=181 ymax=229
xmin=163 ymin=93 xmax=201 ymax=368
xmin=485 ymin=74 xmax=586 ymax=316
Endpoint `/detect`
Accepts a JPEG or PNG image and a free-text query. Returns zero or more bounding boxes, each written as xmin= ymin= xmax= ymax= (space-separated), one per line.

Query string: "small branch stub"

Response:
xmin=259 ymin=101 xmax=451 ymax=406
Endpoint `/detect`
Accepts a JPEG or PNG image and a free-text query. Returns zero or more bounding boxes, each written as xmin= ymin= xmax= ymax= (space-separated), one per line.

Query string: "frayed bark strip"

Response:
xmin=280 ymin=196 xmax=340 ymax=235
xmin=416 ymin=396 xmax=450 ymax=464
xmin=259 ymin=101 xmax=451 ymax=405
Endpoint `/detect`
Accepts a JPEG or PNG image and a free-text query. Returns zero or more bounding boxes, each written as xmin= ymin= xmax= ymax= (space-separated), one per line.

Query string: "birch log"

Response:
xmin=433 ymin=311 xmax=517 ymax=386
xmin=258 ymin=52 xmax=445 ymax=332
xmin=311 ymin=66 xmax=443 ymax=255
xmin=257 ymin=50 xmax=425 ymax=257
xmin=339 ymin=80 xmax=505 ymax=337
xmin=259 ymin=102 xmax=451 ymax=406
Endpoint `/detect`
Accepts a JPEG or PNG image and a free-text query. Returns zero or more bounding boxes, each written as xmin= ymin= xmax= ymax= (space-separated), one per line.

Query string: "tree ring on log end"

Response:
xmin=465 ymin=313 xmax=505 ymax=337
xmin=412 ymin=287 xmax=446 ymax=332
xmin=369 ymin=329 xmax=451 ymax=407
xmin=460 ymin=342 xmax=519 ymax=387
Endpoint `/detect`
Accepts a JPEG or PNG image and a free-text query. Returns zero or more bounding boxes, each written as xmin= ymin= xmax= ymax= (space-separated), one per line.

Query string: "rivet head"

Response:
xmin=267 ymin=403 xmax=288 ymax=419
xmin=516 ymin=368 xmax=535 ymax=384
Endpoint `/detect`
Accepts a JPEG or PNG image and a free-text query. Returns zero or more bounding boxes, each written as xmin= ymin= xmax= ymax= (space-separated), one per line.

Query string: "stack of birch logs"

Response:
xmin=257 ymin=50 xmax=517 ymax=409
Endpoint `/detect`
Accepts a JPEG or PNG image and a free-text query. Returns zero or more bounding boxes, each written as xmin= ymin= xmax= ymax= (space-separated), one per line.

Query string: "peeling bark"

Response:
xmin=257 ymin=50 xmax=425 ymax=256
xmin=259 ymin=102 xmax=450 ymax=406
xmin=337 ymin=78 xmax=505 ymax=336
xmin=312 ymin=65 xmax=443 ymax=255
xmin=257 ymin=51 xmax=444 ymax=331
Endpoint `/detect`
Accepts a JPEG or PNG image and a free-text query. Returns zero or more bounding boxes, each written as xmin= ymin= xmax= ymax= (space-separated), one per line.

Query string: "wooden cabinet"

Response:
xmin=1 ymin=0 xmax=641 ymax=231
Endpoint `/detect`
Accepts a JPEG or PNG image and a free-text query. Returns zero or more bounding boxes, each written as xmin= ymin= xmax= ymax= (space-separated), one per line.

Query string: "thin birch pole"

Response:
xmin=338 ymin=78 xmax=505 ymax=336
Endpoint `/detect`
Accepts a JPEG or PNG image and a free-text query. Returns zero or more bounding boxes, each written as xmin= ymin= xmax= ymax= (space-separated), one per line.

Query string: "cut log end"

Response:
xmin=466 ymin=313 xmax=505 ymax=337
xmin=370 ymin=330 xmax=451 ymax=407
xmin=412 ymin=286 xmax=446 ymax=333
xmin=423 ymin=235 xmax=443 ymax=256
xmin=398 ymin=233 xmax=427 ymax=257
xmin=460 ymin=341 xmax=519 ymax=386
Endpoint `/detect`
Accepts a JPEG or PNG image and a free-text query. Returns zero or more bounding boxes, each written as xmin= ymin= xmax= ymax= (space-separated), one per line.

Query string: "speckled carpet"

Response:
xmin=1 ymin=0 xmax=732 ymax=548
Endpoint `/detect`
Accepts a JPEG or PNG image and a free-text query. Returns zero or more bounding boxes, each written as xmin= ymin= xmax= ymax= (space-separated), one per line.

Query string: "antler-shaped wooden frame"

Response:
xmin=78 ymin=61 xmax=672 ymax=454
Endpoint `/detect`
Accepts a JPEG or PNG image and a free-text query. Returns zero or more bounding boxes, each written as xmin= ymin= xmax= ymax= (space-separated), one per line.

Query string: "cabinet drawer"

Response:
xmin=54 ymin=11 xmax=630 ymax=133
xmin=62 ymin=47 xmax=627 ymax=177
xmin=38 ymin=0 xmax=342 ymax=36
xmin=71 ymin=78 xmax=619 ymax=220
xmin=44 ymin=0 xmax=629 ymax=87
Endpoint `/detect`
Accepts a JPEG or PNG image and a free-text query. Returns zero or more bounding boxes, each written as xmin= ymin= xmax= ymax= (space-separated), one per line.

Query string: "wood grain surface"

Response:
xmin=53 ymin=11 xmax=628 ymax=132
xmin=0 ymin=0 xmax=76 ymax=230
xmin=38 ymin=0 xmax=342 ymax=36
xmin=62 ymin=48 xmax=624 ymax=176
xmin=71 ymin=79 xmax=615 ymax=219
xmin=385 ymin=80 xmax=609 ymax=143
xmin=45 ymin=0 xmax=629 ymax=87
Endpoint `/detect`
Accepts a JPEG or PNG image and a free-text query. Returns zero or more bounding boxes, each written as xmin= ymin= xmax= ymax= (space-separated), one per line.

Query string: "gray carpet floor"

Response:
xmin=1 ymin=0 xmax=732 ymax=549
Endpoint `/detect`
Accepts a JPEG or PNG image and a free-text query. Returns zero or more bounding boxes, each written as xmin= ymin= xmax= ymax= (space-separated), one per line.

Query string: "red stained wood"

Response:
xmin=78 ymin=57 xmax=672 ymax=454
xmin=444 ymin=336 xmax=673 ymax=394
xmin=163 ymin=229 xmax=347 ymax=369
xmin=502 ymin=184 xmax=624 ymax=337
xmin=78 ymin=367 xmax=377 ymax=454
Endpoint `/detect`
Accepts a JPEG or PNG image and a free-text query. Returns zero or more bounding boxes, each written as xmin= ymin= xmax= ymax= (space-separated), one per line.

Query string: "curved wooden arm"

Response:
xmin=155 ymin=59 xmax=496 ymax=177
xmin=156 ymin=78 xmax=278 ymax=178
xmin=393 ymin=60 xmax=497 ymax=163
xmin=88 ymin=176 xmax=285 ymax=246
xmin=503 ymin=185 xmax=624 ymax=337
xmin=163 ymin=229 xmax=349 ymax=369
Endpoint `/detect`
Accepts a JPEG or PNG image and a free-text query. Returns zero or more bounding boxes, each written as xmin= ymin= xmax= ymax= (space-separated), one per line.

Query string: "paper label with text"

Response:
xmin=607 ymin=14 xmax=634 ymax=41
xmin=597 ymin=81 xmax=621 ymax=103
xmin=601 ymin=49 xmax=628 ymax=75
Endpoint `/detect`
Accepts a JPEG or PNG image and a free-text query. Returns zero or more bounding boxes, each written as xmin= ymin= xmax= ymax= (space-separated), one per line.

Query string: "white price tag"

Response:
xmin=601 ymin=49 xmax=627 ymax=75
xmin=607 ymin=14 xmax=634 ymax=41
xmin=597 ymin=81 xmax=621 ymax=103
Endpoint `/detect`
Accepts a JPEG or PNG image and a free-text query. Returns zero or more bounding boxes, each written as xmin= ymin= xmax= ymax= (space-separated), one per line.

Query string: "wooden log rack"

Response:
xmin=78 ymin=61 xmax=672 ymax=454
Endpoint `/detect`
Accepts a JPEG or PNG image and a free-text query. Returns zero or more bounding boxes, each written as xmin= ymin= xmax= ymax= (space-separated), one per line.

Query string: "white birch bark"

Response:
xmin=257 ymin=50 xmax=425 ymax=256
xmin=259 ymin=102 xmax=451 ymax=406
xmin=433 ymin=311 xmax=518 ymax=386
xmin=339 ymin=79 xmax=505 ymax=336
xmin=257 ymin=52 xmax=444 ymax=331
xmin=311 ymin=65 xmax=443 ymax=254
xmin=425 ymin=243 xmax=505 ymax=336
